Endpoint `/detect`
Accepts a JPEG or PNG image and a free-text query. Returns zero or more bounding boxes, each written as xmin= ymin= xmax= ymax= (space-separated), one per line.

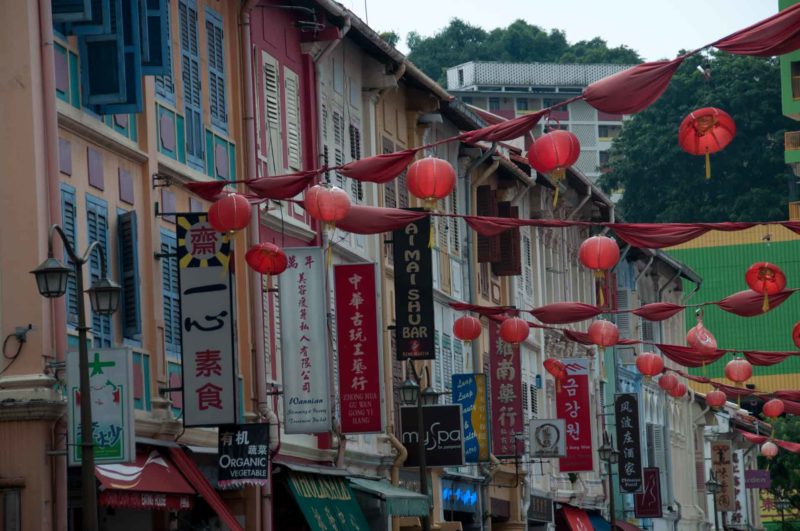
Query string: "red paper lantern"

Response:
xmin=658 ymin=373 xmax=679 ymax=392
xmin=668 ymin=382 xmax=687 ymax=399
xmin=544 ymin=358 xmax=568 ymax=381
xmin=406 ymin=157 xmax=456 ymax=205
xmin=527 ymin=129 xmax=580 ymax=205
xmin=761 ymin=441 xmax=779 ymax=459
xmin=208 ymin=193 xmax=251 ymax=233
xmin=587 ymin=319 xmax=619 ymax=347
xmin=579 ymin=236 xmax=620 ymax=272
xmin=686 ymin=321 xmax=717 ymax=355
xmin=453 ymin=315 xmax=482 ymax=342
xmin=745 ymin=262 xmax=786 ymax=313
xmin=635 ymin=352 xmax=664 ymax=378
xmin=245 ymin=243 xmax=287 ymax=276
xmin=793 ymin=322 xmax=800 ymax=349
xmin=499 ymin=317 xmax=529 ymax=344
xmin=304 ymin=184 xmax=351 ymax=224
xmin=762 ymin=399 xmax=785 ymax=418
xmin=677 ymin=107 xmax=736 ymax=179
xmin=724 ymin=358 xmax=752 ymax=384
xmin=706 ymin=389 xmax=727 ymax=409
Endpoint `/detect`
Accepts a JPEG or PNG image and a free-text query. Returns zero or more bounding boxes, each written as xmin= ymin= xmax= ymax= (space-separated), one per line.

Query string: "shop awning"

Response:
xmin=588 ymin=513 xmax=611 ymax=531
xmin=614 ymin=521 xmax=644 ymax=531
xmin=168 ymin=447 xmax=243 ymax=531
xmin=556 ymin=505 xmax=593 ymax=531
xmin=282 ymin=466 xmax=371 ymax=531
xmin=348 ymin=477 xmax=429 ymax=516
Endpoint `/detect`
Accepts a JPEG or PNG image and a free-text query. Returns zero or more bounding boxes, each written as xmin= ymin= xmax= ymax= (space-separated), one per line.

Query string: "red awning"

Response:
xmin=96 ymin=449 xmax=195 ymax=511
xmin=615 ymin=521 xmax=644 ymax=531
xmin=168 ymin=447 xmax=244 ymax=531
xmin=558 ymin=505 xmax=593 ymax=531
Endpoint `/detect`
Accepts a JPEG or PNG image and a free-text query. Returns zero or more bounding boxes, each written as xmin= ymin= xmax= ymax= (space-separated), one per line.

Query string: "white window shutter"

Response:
xmin=262 ymin=51 xmax=282 ymax=175
xmin=284 ymin=68 xmax=302 ymax=171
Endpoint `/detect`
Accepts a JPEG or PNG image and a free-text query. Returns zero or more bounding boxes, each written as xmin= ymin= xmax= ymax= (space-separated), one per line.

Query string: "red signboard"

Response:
xmin=334 ymin=264 xmax=383 ymax=433
xmin=100 ymin=490 xmax=194 ymax=511
xmin=635 ymin=467 xmax=663 ymax=518
xmin=489 ymin=322 xmax=524 ymax=457
xmin=556 ymin=358 xmax=593 ymax=472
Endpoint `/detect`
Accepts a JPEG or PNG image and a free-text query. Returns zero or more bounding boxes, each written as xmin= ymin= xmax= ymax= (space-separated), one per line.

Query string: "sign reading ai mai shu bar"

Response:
xmin=177 ymin=214 xmax=237 ymax=427
xmin=334 ymin=264 xmax=383 ymax=434
xmin=392 ymin=216 xmax=434 ymax=360
xmin=278 ymin=247 xmax=331 ymax=434
xmin=489 ymin=322 xmax=524 ymax=457
xmin=556 ymin=358 xmax=593 ymax=472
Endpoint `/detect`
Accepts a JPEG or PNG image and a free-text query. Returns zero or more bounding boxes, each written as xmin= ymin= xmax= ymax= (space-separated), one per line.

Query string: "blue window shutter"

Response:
xmin=117 ymin=210 xmax=141 ymax=339
xmin=142 ymin=0 xmax=169 ymax=75
xmin=160 ymin=230 xmax=181 ymax=357
xmin=205 ymin=8 xmax=226 ymax=131
xmin=78 ymin=0 xmax=126 ymax=106
xmin=61 ymin=0 xmax=111 ymax=36
xmin=87 ymin=195 xmax=113 ymax=347
xmin=60 ymin=184 xmax=79 ymax=325
xmin=53 ymin=0 xmax=92 ymax=23
xmin=138 ymin=0 xmax=150 ymax=62
xmin=94 ymin=0 xmax=143 ymax=114
xmin=179 ymin=0 xmax=203 ymax=168
xmin=154 ymin=0 xmax=174 ymax=98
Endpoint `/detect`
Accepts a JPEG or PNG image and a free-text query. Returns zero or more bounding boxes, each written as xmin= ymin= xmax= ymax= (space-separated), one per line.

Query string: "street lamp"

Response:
xmin=598 ymin=431 xmax=619 ymax=529
xmin=775 ymin=494 xmax=790 ymax=530
xmin=705 ymin=469 xmax=722 ymax=531
xmin=31 ymin=224 xmax=121 ymax=531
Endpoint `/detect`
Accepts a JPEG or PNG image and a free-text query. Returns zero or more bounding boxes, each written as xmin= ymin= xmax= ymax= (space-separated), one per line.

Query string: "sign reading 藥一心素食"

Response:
xmin=392 ymin=216 xmax=435 ymax=360
xmin=615 ymin=393 xmax=643 ymax=492
xmin=278 ymin=247 xmax=331 ymax=434
xmin=400 ymin=404 xmax=465 ymax=467
xmin=452 ymin=373 xmax=491 ymax=462
xmin=177 ymin=214 xmax=237 ymax=427
xmin=67 ymin=348 xmax=135 ymax=465
xmin=218 ymin=424 xmax=269 ymax=489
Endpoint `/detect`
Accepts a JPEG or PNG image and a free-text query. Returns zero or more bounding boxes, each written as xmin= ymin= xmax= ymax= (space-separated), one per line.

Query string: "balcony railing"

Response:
xmin=786 ymin=131 xmax=800 ymax=151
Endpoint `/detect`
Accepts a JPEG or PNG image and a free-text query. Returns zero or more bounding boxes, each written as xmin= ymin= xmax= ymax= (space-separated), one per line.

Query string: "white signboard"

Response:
xmin=278 ymin=247 xmax=331 ymax=434
xmin=68 ymin=348 xmax=135 ymax=465
xmin=529 ymin=418 xmax=567 ymax=458
xmin=177 ymin=214 xmax=237 ymax=427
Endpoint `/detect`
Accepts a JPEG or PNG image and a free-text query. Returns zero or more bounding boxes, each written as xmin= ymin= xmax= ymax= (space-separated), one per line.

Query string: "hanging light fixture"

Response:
xmin=453 ymin=315 xmax=482 ymax=342
xmin=406 ymin=157 xmax=456 ymax=210
xmin=499 ymin=317 xmax=529 ymax=345
xmin=658 ymin=373 xmax=679 ymax=392
xmin=587 ymin=319 xmax=619 ymax=347
xmin=745 ymin=262 xmax=786 ymax=313
xmin=706 ymin=389 xmax=727 ymax=409
xmin=208 ymin=193 xmax=252 ymax=234
xmin=635 ymin=352 xmax=664 ymax=378
xmin=762 ymin=399 xmax=785 ymax=418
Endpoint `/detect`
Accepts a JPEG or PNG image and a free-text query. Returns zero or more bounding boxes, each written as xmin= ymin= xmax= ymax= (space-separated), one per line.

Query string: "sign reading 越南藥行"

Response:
xmin=334 ymin=264 xmax=383 ymax=434
xmin=401 ymin=404 xmax=464 ymax=467
xmin=68 ymin=348 xmax=135 ymax=465
xmin=218 ymin=424 xmax=270 ymax=489
xmin=177 ymin=214 xmax=237 ymax=427
xmin=489 ymin=322 xmax=524 ymax=457
xmin=556 ymin=358 xmax=593 ymax=472
xmin=529 ymin=419 xmax=566 ymax=458
xmin=392 ymin=216 xmax=434 ymax=360
xmin=452 ymin=373 xmax=491 ymax=462
xmin=615 ymin=393 xmax=643 ymax=492
xmin=711 ymin=439 xmax=736 ymax=512
xmin=635 ymin=467 xmax=663 ymax=518
xmin=278 ymin=247 xmax=331 ymax=434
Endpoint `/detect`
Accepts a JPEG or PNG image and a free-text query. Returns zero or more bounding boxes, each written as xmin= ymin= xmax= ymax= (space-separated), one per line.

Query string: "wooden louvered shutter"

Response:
xmin=262 ymin=52 xmax=282 ymax=175
xmin=117 ymin=210 xmax=141 ymax=339
xmin=206 ymin=9 xmax=227 ymax=130
xmin=492 ymin=203 xmax=521 ymax=276
xmin=476 ymin=185 xmax=500 ymax=262
xmin=61 ymin=186 xmax=79 ymax=325
xmin=154 ymin=0 xmax=174 ymax=99
xmin=284 ymin=68 xmax=302 ymax=171
xmin=142 ymin=0 xmax=170 ymax=76
xmin=180 ymin=0 xmax=203 ymax=166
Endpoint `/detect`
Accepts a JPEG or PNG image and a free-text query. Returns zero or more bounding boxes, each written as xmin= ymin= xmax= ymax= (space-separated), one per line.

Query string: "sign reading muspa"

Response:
xmin=401 ymin=404 xmax=465 ymax=467
xmin=392 ymin=216 xmax=435 ymax=360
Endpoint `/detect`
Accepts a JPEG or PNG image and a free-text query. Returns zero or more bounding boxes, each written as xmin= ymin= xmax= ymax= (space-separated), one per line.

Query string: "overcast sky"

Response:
xmin=345 ymin=0 xmax=778 ymax=62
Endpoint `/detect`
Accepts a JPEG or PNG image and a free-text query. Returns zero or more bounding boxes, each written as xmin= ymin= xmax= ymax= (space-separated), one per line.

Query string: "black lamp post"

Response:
xmin=31 ymin=224 xmax=121 ymax=531
xmin=705 ymin=469 xmax=722 ymax=531
xmin=598 ymin=431 xmax=619 ymax=529
xmin=399 ymin=361 xmax=438 ymax=531
xmin=775 ymin=494 xmax=790 ymax=530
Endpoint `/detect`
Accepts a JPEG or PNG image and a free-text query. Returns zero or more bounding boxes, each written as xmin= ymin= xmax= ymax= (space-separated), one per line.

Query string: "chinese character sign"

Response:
xmin=614 ymin=393 xmax=643 ymax=492
xmin=711 ymin=440 xmax=736 ymax=512
xmin=278 ymin=247 xmax=331 ymax=434
xmin=556 ymin=358 xmax=593 ymax=472
xmin=218 ymin=424 xmax=270 ymax=489
xmin=177 ymin=214 xmax=237 ymax=427
xmin=334 ymin=264 xmax=382 ymax=434
xmin=452 ymin=373 xmax=491 ymax=462
xmin=392 ymin=216 xmax=435 ymax=360
xmin=635 ymin=468 xmax=663 ymax=518
xmin=489 ymin=323 xmax=524 ymax=457
xmin=67 ymin=348 xmax=135 ymax=466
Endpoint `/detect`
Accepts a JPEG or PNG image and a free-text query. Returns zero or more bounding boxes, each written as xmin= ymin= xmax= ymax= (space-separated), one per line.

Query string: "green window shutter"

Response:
xmin=78 ymin=0 xmax=126 ymax=106
xmin=87 ymin=195 xmax=113 ymax=347
xmin=60 ymin=184 xmax=79 ymax=325
xmin=160 ymin=230 xmax=181 ymax=357
xmin=179 ymin=0 xmax=204 ymax=169
xmin=142 ymin=0 xmax=170 ymax=75
xmin=206 ymin=8 xmax=227 ymax=131
xmin=154 ymin=0 xmax=174 ymax=99
xmin=61 ymin=0 xmax=111 ymax=36
xmin=117 ymin=210 xmax=141 ymax=339
xmin=53 ymin=0 xmax=92 ymax=23
xmin=94 ymin=0 xmax=143 ymax=115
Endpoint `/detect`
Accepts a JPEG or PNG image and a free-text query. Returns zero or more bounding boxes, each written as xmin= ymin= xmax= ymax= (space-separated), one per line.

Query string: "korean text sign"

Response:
xmin=452 ymin=373 xmax=491 ymax=462
xmin=615 ymin=393 xmax=643 ymax=492
xmin=556 ymin=358 xmax=593 ymax=472
xmin=68 ymin=348 xmax=135 ymax=465
xmin=218 ymin=424 xmax=270 ymax=489
xmin=392 ymin=216 xmax=435 ymax=360
xmin=489 ymin=323 xmax=524 ymax=457
xmin=278 ymin=247 xmax=331 ymax=434
xmin=177 ymin=214 xmax=237 ymax=427
xmin=334 ymin=264 xmax=383 ymax=434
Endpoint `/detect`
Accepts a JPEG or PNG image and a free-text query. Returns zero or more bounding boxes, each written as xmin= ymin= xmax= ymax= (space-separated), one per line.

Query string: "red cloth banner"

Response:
xmin=489 ymin=322 xmax=524 ymax=457
xmin=246 ymin=171 xmax=317 ymax=199
xmin=335 ymin=204 xmax=427 ymax=235
xmin=717 ymin=289 xmax=797 ymax=316
xmin=656 ymin=344 xmax=726 ymax=368
xmin=632 ymin=302 xmax=686 ymax=321
xmin=713 ymin=2 xmax=800 ymax=56
xmin=557 ymin=358 xmax=593 ymax=472
xmin=334 ymin=264 xmax=382 ymax=434
xmin=460 ymin=110 xmax=548 ymax=144
xmin=338 ymin=148 xmax=418 ymax=183
xmin=530 ymin=302 xmax=601 ymax=324
xmin=185 ymin=181 xmax=230 ymax=201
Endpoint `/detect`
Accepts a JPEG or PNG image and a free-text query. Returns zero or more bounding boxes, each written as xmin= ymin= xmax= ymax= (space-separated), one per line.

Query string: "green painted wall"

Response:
xmin=780 ymin=0 xmax=800 ymax=121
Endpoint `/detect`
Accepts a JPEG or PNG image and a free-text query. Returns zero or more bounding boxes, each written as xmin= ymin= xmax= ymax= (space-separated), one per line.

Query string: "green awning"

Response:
xmin=285 ymin=470 xmax=370 ymax=531
xmin=348 ymin=477 xmax=429 ymax=517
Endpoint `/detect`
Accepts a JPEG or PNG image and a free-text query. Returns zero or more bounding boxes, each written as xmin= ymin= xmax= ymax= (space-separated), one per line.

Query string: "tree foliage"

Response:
xmin=758 ymin=415 xmax=800 ymax=517
xmin=599 ymin=52 xmax=795 ymax=222
xmin=406 ymin=18 xmax=641 ymax=83
xmin=379 ymin=31 xmax=400 ymax=48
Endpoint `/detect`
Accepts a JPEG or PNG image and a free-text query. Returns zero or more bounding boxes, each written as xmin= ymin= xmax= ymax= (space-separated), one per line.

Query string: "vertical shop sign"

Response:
xmin=452 ymin=373 xmax=491 ymax=462
xmin=392 ymin=216 xmax=435 ymax=360
xmin=68 ymin=348 xmax=135 ymax=465
xmin=635 ymin=468 xmax=663 ymax=518
xmin=177 ymin=214 xmax=237 ymax=427
xmin=218 ymin=424 xmax=270 ymax=489
xmin=615 ymin=393 xmax=643 ymax=492
xmin=278 ymin=247 xmax=331 ymax=434
xmin=489 ymin=322 xmax=524 ymax=457
xmin=334 ymin=263 xmax=382 ymax=433
xmin=711 ymin=440 xmax=736 ymax=512
xmin=556 ymin=358 xmax=593 ymax=472
xmin=401 ymin=404 xmax=465 ymax=467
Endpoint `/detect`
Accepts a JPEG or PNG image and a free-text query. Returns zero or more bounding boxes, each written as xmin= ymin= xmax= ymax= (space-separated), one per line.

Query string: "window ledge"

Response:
xmin=57 ymin=103 xmax=147 ymax=163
